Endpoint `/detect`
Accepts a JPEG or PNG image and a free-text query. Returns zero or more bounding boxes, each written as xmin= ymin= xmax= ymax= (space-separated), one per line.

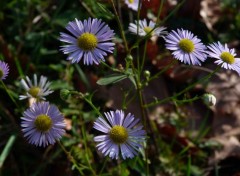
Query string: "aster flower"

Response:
xmin=207 ymin=42 xmax=240 ymax=74
xmin=93 ymin=110 xmax=146 ymax=160
xmin=124 ymin=0 xmax=139 ymax=11
xmin=19 ymin=74 xmax=53 ymax=100
xmin=0 ymin=61 xmax=9 ymax=80
xmin=21 ymin=101 xmax=66 ymax=147
xmin=129 ymin=19 xmax=167 ymax=38
xmin=59 ymin=18 xmax=115 ymax=65
xmin=165 ymin=29 xmax=208 ymax=65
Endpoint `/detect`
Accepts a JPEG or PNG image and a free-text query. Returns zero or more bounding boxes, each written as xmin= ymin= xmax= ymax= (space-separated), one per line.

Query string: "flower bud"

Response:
xmin=202 ymin=93 xmax=216 ymax=106
xmin=60 ymin=89 xmax=71 ymax=100
xmin=126 ymin=54 xmax=133 ymax=61
xmin=144 ymin=70 xmax=151 ymax=78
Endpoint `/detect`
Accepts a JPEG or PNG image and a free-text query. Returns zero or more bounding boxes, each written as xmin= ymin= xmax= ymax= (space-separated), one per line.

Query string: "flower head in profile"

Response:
xmin=129 ymin=19 xmax=167 ymax=39
xmin=21 ymin=102 xmax=66 ymax=147
xmin=124 ymin=0 xmax=139 ymax=11
xmin=0 ymin=61 xmax=9 ymax=80
xmin=207 ymin=42 xmax=240 ymax=74
xmin=165 ymin=29 xmax=208 ymax=65
xmin=19 ymin=74 xmax=53 ymax=100
xmin=202 ymin=93 xmax=216 ymax=107
xmin=93 ymin=110 xmax=146 ymax=160
xmin=59 ymin=18 xmax=115 ymax=65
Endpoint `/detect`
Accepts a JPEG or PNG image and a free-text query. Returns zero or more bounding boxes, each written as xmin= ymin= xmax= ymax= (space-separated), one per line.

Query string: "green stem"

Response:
xmin=57 ymin=141 xmax=87 ymax=175
xmin=1 ymin=81 xmax=19 ymax=108
xmin=129 ymin=60 xmax=149 ymax=176
xmin=14 ymin=56 xmax=24 ymax=78
xmin=160 ymin=0 xmax=186 ymax=25
xmin=156 ymin=0 xmax=165 ymax=23
xmin=136 ymin=0 xmax=141 ymax=74
xmin=100 ymin=61 xmax=120 ymax=72
xmin=140 ymin=40 xmax=148 ymax=74
xmin=144 ymin=66 xmax=221 ymax=108
xmin=174 ymin=96 xmax=200 ymax=104
xmin=81 ymin=124 xmax=97 ymax=176
xmin=0 ymin=135 xmax=16 ymax=169
xmin=99 ymin=158 xmax=108 ymax=175
xmin=109 ymin=0 xmax=129 ymax=53
xmin=71 ymin=91 xmax=103 ymax=117
xmin=83 ymin=96 xmax=103 ymax=117
xmin=148 ymin=60 xmax=177 ymax=82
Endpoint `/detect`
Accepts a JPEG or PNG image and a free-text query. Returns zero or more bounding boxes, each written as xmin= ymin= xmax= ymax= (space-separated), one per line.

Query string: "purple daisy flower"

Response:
xmin=0 ymin=61 xmax=9 ymax=80
xmin=21 ymin=102 xmax=66 ymax=147
xmin=59 ymin=18 xmax=115 ymax=65
xmin=19 ymin=74 xmax=53 ymax=100
xmin=124 ymin=0 xmax=139 ymax=11
xmin=207 ymin=42 xmax=240 ymax=74
xmin=93 ymin=110 xmax=146 ymax=160
xmin=129 ymin=19 xmax=167 ymax=38
xmin=165 ymin=29 xmax=208 ymax=65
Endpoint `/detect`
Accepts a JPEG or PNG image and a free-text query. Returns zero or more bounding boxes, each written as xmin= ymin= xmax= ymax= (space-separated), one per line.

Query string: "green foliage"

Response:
xmin=0 ymin=0 xmax=238 ymax=176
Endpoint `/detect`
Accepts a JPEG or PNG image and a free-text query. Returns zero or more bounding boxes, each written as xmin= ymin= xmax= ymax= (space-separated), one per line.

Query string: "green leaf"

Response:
xmin=96 ymin=2 xmax=114 ymax=19
xmin=97 ymin=74 xmax=128 ymax=85
xmin=0 ymin=135 xmax=16 ymax=168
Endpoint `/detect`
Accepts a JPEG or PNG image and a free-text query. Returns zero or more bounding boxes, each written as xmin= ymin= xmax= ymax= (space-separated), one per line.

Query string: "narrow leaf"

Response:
xmin=97 ymin=74 xmax=128 ymax=85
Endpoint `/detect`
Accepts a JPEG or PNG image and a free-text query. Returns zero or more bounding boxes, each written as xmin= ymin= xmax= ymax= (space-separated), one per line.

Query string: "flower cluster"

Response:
xmin=19 ymin=74 xmax=66 ymax=147
xmin=10 ymin=10 xmax=240 ymax=160
xmin=164 ymin=29 xmax=240 ymax=74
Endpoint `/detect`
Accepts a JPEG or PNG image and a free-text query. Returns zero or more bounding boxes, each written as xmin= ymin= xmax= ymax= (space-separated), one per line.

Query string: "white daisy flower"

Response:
xmin=19 ymin=74 xmax=53 ymax=100
xmin=207 ymin=42 xmax=240 ymax=74
xmin=165 ymin=29 xmax=208 ymax=65
xmin=129 ymin=19 xmax=167 ymax=38
xmin=124 ymin=0 xmax=139 ymax=11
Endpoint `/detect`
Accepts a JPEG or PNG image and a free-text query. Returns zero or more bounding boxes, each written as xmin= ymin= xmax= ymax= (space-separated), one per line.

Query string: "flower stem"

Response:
xmin=110 ymin=0 xmax=129 ymax=53
xmin=140 ymin=40 xmax=148 ymax=74
xmin=81 ymin=124 xmax=97 ymax=176
xmin=1 ymin=81 xmax=19 ymax=108
xmin=57 ymin=141 xmax=88 ymax=175
xmin=144 ymin=65 xmax=221 ymax=108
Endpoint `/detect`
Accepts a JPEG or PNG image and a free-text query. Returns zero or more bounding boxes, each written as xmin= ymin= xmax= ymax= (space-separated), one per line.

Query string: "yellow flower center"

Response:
xmin=109 ymin=125 xmax=128 ymax=144
xmin=144 ymin=27 xmax=153 ymax=35
xmin=28 ymin=86 xmax=41 ymax=98
xmin=178 ymin=39 xmax=194 ymax=53
xmin=34 ymin=114 xmax=52 ymax=132
xmin=128 ymin=0 xmax=134 ymax=3
xmin=77 ymin=32 xmax=98 ymax=51
xmin=0 ymin=69 xmax=3 ymax=79
xmin=220 ymin=52 xmax=235 ymax=64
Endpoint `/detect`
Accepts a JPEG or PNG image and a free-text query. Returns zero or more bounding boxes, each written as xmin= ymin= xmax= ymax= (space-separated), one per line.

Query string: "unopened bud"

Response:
xmin=144 ymin=70 xmax=151 ymax=78
xmin=126 ymin=54 xmax=133 ymax=61
xmin=202 ymin=93 xmax=216 ymax=106
xmin=60 ymin=89 xmax=71 ymax=100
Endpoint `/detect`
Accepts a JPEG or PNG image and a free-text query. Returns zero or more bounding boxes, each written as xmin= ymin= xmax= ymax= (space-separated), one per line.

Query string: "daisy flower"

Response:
xmin=21 ymin=101 xmax=66 ymax=147
xmin=0 ymin=61 xmax=9 ymax=80
xmin=59 ymin=18 xmax=115 ymax=65
xmin=124 ymin=0 xmax=139 ymax=11
xmin=207 ymin=42 xmax=240 ymax=74
xmin=93 ymin=110 xmax=146 ymax=160
xmin=129 ymin=19 xmax=167 ymax=38
xmin=19 ymin=74 xmax=53 ymax=100
xmin=165 ymin=29 xmax=208 ymax=65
